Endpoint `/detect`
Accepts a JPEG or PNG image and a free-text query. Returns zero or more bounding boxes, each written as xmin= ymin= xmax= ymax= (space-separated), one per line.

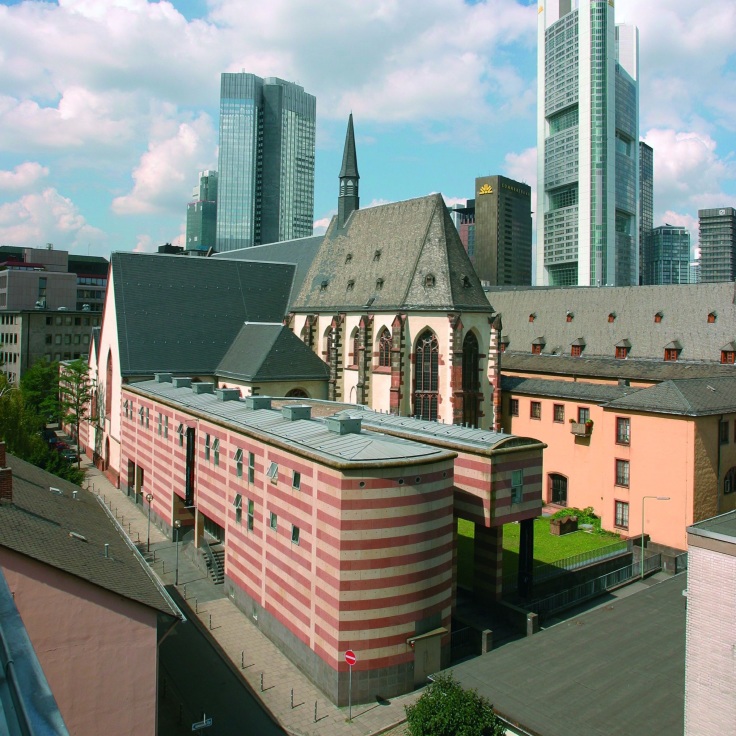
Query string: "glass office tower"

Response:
xmin=186 ymin=170 xmax=218 ymax=253
xmin=216 ymin=74 xmax=316 ymax=252
xmin=699 ymin=208 xmax=736 ymax=282
xmin=644 ymin=225 xmax=691 ymax=285
xmin=536 ymin=0 xmax=639 ymax=287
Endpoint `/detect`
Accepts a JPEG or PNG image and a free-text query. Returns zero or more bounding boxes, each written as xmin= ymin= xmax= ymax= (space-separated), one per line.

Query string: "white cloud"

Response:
xmin=313 ymin=215 xmax=333 ymax=235
xmin=133 ymin=233 xmax=155 ymax=253
xmin=112 ymin=113 xmax=216 ymax=215
xmin=0 ymin=188 xmax=106 ymax=251
xmin=0 ymin=162 xmax=49 ymax=191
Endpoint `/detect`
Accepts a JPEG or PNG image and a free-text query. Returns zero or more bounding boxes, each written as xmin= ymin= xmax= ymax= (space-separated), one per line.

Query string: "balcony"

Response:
xmin=570 ymin=421 xmax=593 ymax=437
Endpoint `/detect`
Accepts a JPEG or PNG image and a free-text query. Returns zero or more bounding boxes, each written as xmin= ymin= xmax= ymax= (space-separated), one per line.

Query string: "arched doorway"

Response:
xmin=461 ymin=332 xmax=480 ymax=428
xmin=286 ymin=388 xmax=309 ymax=399
xmin=413 ymin=330 xmax=439 ymax=421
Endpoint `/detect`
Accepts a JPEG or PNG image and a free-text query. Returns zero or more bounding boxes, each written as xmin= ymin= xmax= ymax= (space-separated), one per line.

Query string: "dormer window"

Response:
xmin=500 ymin=336 xmax=509 ymax=353
xmin=722 ymin=350 xmax=736 ymax=364
xmin=654 ymin=311 xmax=663 ymax=323
xmin=608 ymin=312 xmax=616 ymax=323
xmin=708 ymin=312 xmax=717 ymax=324
xmin=373 ymin=250 xmax=381 ymax=262
xmin=376 ymin=278 xmax=384 ymax=290
xmin=320 ymin=280 xmax=329 ymax=291
xmin=532 ymin=337 xmax=545 ymax=355
xmin=345 ymin=253 xmax=353 ymax=264
xmin=529 ymin=313 xmax=536 ymax=323
xmin=664 ymin=341 xmax=681 ymax=362
xmin=346 ymin=280 xmax=355 ymax=291
xmin=461 ymin=275 xmax=471 ymax=288
xmin=615 ymin=339 xmax=631 ymax=360
xmin=566 ymin=311 xmax=574 ymax=322
xmin=425 ymin=274 xmax=435 ymax=288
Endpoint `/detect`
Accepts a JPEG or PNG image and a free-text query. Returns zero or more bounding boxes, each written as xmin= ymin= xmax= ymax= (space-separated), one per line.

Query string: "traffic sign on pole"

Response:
xmin=345 ymin=650 xmax=357 ymax=666
xmin=345 ymin=651 xmax=357 ymax=722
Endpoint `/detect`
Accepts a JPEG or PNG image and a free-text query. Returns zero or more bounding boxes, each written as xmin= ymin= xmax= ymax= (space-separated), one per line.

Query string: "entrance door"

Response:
xmin=549 ymin=473 xmax=568 ymax=506
xmin=413 ymin=635 xmax=442 ymax=687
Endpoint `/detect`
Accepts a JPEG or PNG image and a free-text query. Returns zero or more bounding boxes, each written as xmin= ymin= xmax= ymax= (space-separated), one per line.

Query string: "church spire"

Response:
xmin=338 ymin=113 xmax=359 ymax=229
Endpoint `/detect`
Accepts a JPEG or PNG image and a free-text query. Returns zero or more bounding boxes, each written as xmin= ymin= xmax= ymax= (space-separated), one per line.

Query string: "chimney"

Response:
xmin=0 ymin=442 xmax=12 ymax=503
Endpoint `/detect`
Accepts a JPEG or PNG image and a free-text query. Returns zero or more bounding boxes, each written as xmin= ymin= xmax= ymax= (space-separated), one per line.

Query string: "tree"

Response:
xmin=20 ymin=359 xmax=61 ymax=423
xmin=59 ymin=358 xmax=93 ymax=470
xmin=405 ymin=672 xmax=505 ymax=736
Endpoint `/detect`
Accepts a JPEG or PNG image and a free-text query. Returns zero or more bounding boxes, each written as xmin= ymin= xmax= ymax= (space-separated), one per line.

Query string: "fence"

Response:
xmin=527 ymin=553 xmax=662 ymax=619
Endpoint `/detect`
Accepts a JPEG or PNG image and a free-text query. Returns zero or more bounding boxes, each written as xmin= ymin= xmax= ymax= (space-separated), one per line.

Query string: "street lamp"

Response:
xmin=145 ymin=493 xmax=154 ymax=552
xmin=641 ymin=496 xmax=670 ymax=578
xmin=174 ymin=520 xmax=182 ymax=586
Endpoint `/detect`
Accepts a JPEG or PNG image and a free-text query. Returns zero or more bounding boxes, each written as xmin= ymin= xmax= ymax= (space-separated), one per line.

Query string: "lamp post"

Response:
xmin=174 ymin=520 xmax=182 ymax=586
xmin=145 ymin=493 xmax=154 ymax=552
xmin=641 ymin=496 xmax=670 ymax=578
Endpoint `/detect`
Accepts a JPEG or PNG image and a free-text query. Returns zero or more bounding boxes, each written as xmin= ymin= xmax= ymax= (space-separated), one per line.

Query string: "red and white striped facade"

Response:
xmin=120 ymin=378 xmax=458 ymax=703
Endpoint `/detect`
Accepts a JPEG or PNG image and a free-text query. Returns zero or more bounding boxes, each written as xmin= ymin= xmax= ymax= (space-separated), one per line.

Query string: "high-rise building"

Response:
xmin=699 ymin=207 xmax=736 ymax=283
xmin=186 ymin=170 xmax=218 ymax=253
xmin=215 ymin=74 xmax=316 ymax=252
xmin=537 ymin=0 xmax=639 ymax=287
xmin=639 ymin=142 xmax=653 ymax=284
xmin=643 ymin=225 xmax=691 ymax=285
xmin=474 ymin=176 xmax=532 ymax=286
xmin=448 ymin=201 xmax=476 ymax=261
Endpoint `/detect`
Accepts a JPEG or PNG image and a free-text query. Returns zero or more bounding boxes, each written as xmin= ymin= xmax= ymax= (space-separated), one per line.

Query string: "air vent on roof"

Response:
xmin=69 ymin=531 xmax=88 ymax=542
xmin=216 ymin=388 xmax=241 ymax=402
xmin=192 ymin=383 xmax=215 ymax=395
xmin=50 ymin=487 xmax=63 ymax=495
xmin=282 ymin=405 xmax=311 ymax=421
xmin=155 ymin=373 xmax=173 ymax=383
xmin=172 ymin=377 xmax=191 ymax=389
xmin=245 ymin=396 xmax=272 ymax=410
xmin=325 ymin=416 xmax=362 ymax=435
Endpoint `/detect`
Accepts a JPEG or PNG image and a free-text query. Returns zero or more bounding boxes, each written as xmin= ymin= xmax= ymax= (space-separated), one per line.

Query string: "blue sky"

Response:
xmin=0 ymin=0 xmax=734 ymax=262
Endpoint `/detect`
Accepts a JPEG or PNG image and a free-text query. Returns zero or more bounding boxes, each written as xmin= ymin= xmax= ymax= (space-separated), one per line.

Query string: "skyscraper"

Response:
xmin=699 ymin=208 xmax=736 ymax=283
xmin=536 ymin=0 xmax=639 ymax=287
xmin=644 ymin=225 xmax=691 ymax=285
xmin=473 ymin=175 xmax=532 ymax=286
xmin=639 ymin=142 xmax=654 ymax=284
xmin=185 ymin=170 xmax=218 ymax=253
xmin=216 ymin=74 xmax=316 ymax=252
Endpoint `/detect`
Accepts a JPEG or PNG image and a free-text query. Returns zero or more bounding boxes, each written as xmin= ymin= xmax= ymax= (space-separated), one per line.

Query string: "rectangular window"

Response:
xmin=248 ymin=452 xmax=255 ymax=483
xmin=553 ymin=404 xmax=565 ymax=423
xmin=266 ymin=461 xmax=278 ymax=483
xmin=616 ymin=417 xmax=630 ymax=445
xmin=292 ymin=471 xmax=301 ymax=490
xmin=139 ymin=406 xmax=144 ymax=425
xmin=291 ymin=525 xmax=300 ymax=545
xmin=615 ymin=500 xmax=629 ymax=529
xmin=570 ymin=344 xmax=582 ymax=357
xmin=269 ymin=511 xmax=278 ymax=531
xmin=205 ymin=433 xmax=211 ymax=461
xmin=145 ymin=407 xmax=149 ymax=429
xmin=511 ymin=469 xmax=523 ymax=504
xmin=615 ymin=459 xmax=630 ymax=487
xmin=123 ymin=399 xmax=129 ymax=419
xmin=234 ymin=494 xmax=242 ymax=524
xmin=530 ymin=401 xmax=541 ymax=419
xmin=164 ymin=416 xmax=168 ymax=439
xmin=247 ymin=499 xmax=254 ymax=530
xmin=720 ymin=420 xmax=729 ymax=445
xmin=213 ymin=438 xmax=220 ymax=466
xmin=664 ymin=349 xmax=678 ymax=362
xmin=577 ymin=407 xmax=590 ymax=424
xmin=510 ymin=398 xmax=519 ymax=417
xmin=234 ymin=448 xmax=243 ymax=478
xmin=177 ymin=423 xmax=185 ymax=447
xmin=157 ymin=413 xmax=162 ymax=436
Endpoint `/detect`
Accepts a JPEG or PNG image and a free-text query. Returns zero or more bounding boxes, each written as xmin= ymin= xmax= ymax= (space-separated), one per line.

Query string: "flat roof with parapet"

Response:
xmin=688 ymin=509 xmax=736 ymax=544
xmin=127 ymin=379 xmax=456 ymax=470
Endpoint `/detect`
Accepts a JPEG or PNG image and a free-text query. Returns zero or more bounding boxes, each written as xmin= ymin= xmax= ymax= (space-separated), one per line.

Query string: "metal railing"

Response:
xmin=200 ymin=536 xmax=222 ymax=583
xmin=527 ymin=553 xmax=662 ymax=619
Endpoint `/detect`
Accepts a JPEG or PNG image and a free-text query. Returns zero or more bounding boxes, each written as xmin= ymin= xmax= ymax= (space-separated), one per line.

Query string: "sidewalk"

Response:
xmin=82 ymin=460 xmax=415 ymax=736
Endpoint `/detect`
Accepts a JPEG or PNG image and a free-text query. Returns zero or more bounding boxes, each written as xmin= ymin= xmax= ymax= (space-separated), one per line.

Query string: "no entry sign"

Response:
xmin=345 ymin=649 xmax=357 ymax=666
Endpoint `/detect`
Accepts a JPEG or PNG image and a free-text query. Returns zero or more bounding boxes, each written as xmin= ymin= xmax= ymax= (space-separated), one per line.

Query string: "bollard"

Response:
xmin=314 ymin=701 xmax=318 ymax=723
xmin=162 ymin=561 xmax=166 ymax=574
xmin=152 ymin=550 xmax=156 ymax=562
xmin=260 ymin=673 xmax=264 ymax=692
xmin=291 ymin=689 xmax=294 ymax=709
xmin=183 ymin=585 xmax=187 ymax=600
xmin=241 ymin=651 xmax=244 ymax=669
xmin=195 ymin=599 xmax=198 ymax=614
xmin=209 ymin=614 xmax=212 ymax=630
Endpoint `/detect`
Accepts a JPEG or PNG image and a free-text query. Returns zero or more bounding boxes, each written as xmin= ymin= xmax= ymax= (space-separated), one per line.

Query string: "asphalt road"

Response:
xmin=158 ymin=591 xmax=287 ymax=736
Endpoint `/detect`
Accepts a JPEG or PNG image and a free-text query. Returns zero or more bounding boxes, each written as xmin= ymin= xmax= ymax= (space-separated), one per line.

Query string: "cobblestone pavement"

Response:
xmin=82 ymin=460 xmax=420 ymax=736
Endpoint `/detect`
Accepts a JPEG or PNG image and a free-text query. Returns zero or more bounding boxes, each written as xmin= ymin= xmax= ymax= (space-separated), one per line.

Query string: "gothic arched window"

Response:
xmin=462 ymin=332 xmax=480 ymax=427
xmin=413 ymin=330 xmax=439 ymax=421
xmin=105 ymin=350 xmax=112 ymax=418
xmin=378 ymin=328 xmax=392 ymax=368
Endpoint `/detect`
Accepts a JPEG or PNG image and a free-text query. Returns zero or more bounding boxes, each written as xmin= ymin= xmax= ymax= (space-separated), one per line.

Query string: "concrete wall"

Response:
xmin=0 ymin=548 xmax=159 ymax=736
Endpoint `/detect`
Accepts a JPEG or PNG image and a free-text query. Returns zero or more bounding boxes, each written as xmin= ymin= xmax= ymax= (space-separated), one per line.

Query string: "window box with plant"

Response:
xmin=570 ymin=418 xmax=594 ymax=436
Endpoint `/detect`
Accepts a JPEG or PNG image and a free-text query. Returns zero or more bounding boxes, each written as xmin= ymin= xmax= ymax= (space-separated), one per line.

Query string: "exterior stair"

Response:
xmin=206 ymin=545 xmax=225 ymax=585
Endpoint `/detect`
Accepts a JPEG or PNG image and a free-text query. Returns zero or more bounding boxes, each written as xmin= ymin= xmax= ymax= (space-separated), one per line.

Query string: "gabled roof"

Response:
xmin=502 ymin=376 xmax=636 ymax=404
xmin=604 ymin=376 xmax=736 ymax=416
xmin=110 ymin=252 xmax=294 ymax=376
xmin=210 ymin=235 xmax=323 ymax=310
xmin=216 ymin=323 xmax=330 ymax=383
xmin=0 ymin=455 xmax=179 ymax=617
xmin=292 ymin=193 xmax=492 ymax=313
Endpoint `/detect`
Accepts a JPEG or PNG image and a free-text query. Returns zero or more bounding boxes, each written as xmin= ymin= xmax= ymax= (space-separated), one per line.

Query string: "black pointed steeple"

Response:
xmin=338 ymin=114 xmax=359 ymax=229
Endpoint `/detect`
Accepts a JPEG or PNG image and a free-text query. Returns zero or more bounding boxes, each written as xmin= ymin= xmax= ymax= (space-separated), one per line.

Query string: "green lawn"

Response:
xmin=456 ymin=516 xmax=621 ymax=590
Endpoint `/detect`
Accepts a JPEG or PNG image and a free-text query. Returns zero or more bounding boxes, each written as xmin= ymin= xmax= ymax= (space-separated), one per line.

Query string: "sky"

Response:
xmin=0 ymin=0 xmax=734 ymax=264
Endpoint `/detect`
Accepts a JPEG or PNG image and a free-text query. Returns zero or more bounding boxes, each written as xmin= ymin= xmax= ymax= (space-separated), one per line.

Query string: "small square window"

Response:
xmin=292 ymin=471 xmax=301 ymax=490
xmin=510 ymin=398 xmax=519 ymax=417
xmin=553 ymin=404 xmax=565 ymax=423
xmin=269 ymin=511 xmax=278 ymax=531
xmin=266 ymin=462 xmax=278 ymax=483
xmin=530 ymin=401 xmax=541 ymax=419
xmin=291 ymin=525 xmax=300 ymax=545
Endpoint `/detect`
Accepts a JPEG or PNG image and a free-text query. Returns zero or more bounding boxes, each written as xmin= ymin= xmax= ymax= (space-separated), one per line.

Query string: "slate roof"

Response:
xmin=502 ymin=376 xmax=637 ymax=403
xmin=605 ymin=376 xmax=736 ymax=416
xmin=211 ymin=235 xmax=323 ymax=310
xmin=128 ymin=379 xmax=455 ymax=468
xmin=292 ymin=193 xmax=492 ymax=313
xmin=216 ymin=323 xmax=330 ymax=383
xmin=501 ymin=351 xmax=736 ymax=382
xmin=0 ymin=454 xmax=179 ymax=617
xmin=111 ymin=252 xmax=294 ymax=376
xmin=333 ymin=407 xmax=542 ymax=455
xmin=340 ymin=113 xmax=359 ymax=179
xmin=488 ymin=282 xmax=736 ymax=362
xmin=452 ymin=575 xmax=686 ymax=736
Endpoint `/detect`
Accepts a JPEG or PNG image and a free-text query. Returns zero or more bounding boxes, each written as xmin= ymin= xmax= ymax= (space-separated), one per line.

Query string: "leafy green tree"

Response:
xmin=20 ymin=359 xmax=60 ymax=423
xmin=405 ymin=672 xmax=505 ymax=736
xmin=59 ymin=359 xmax=93 ymax=470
